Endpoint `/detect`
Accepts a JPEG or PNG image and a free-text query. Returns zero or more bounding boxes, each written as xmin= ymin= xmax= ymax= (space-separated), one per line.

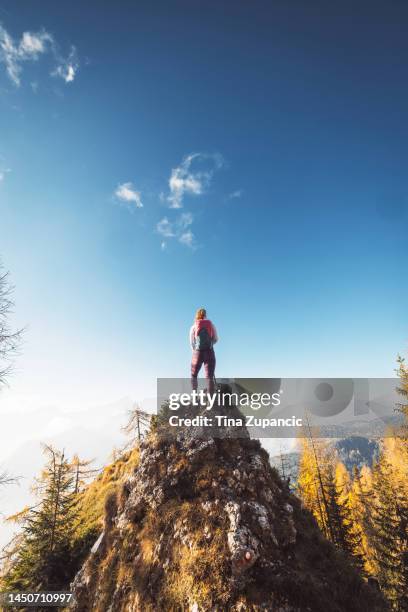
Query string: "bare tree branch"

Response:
xmin=121 ymin=403 xmax=152 ymax=450
xmin=0 ymin=470 xmax=19 ymax=487
xmin=0 ymin=264 xmax=24 ymax=386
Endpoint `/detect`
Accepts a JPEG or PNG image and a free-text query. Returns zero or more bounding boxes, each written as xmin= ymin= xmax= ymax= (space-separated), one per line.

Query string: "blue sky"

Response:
xmin=0 ymin=0 xmax=407 ymax=413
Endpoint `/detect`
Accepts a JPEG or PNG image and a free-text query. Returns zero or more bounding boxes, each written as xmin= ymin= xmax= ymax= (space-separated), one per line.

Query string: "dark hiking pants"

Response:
xmin=191 ymin=348 xmax=216 ymax=393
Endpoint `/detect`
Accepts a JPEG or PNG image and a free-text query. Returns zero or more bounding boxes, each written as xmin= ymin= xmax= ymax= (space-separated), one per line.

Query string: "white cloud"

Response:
xmin=228 ymin=189 xmax=242 ymax=199
xmin=178 ymin=212 xmax=193 ymax=229
xmin=179 ymin=230 xmax=195 ymax=249
xmin=159 ymin=153 xmax=224 ymax=248
xmin=156 ymin=212 xmax=196 ymax=249
xmin=119 ymin=153 xmax=225 ymax=251
xmin=167 ymin=152 xmax=223 ymax=208
xmin=0 ymin=25 xmax=52 ymax=86
xmin=115 ymin=182 xmax=143 ymax=209
xmin=157 ymin=217 xmax=174 ymax=237
xmin=52 ymin=46 xmax=79 ymax=84
xmin=0 ymin=23 xmax=78 ymax=86
xmin=19 ymin=31 xmax=52 ymax=57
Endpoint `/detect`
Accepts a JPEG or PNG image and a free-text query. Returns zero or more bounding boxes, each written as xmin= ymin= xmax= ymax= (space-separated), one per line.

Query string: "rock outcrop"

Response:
xmin=70 ymin=397 xmax=386 ymax=611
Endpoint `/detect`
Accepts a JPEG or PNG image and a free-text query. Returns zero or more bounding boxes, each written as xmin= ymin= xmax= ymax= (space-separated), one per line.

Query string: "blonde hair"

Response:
xmin=195 ymin=308 xmax=207 ymax=320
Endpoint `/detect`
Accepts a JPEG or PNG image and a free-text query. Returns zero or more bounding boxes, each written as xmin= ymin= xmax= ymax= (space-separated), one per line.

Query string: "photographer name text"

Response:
xmin=168 ymin=414 xmax=303 ymax=428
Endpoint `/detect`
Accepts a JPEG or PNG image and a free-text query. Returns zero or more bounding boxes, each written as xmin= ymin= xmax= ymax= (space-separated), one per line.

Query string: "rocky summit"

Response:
xmin=70 ymin=398 xmax=386 ymax=611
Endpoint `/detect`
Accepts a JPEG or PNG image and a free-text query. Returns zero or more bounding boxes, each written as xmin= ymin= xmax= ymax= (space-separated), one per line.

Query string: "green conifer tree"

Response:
xmin=325 ymin=463 xmax=365 ymax=571
xmin=350 ymin=466 xmax=377 ymax=575
xmin=3 ymin=445 xmax=77 ymax=591
xmin=371 ymin=456 xmax=407 ymax=608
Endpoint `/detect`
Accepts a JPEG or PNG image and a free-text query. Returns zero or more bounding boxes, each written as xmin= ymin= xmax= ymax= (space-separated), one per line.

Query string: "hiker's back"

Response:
xmin=195 ymin=319 xmax=214 ymax=351
xmin=190 ymin=309 xmax=218 ymax=393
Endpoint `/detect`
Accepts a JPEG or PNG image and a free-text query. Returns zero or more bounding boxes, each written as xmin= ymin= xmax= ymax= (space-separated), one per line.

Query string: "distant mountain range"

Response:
xmin=318 ymin=415 xmax=402 ymax=439
xmin=270 ymin=435 xmax=381 ymax=485
xmin=335 ymin=436 xmax=379 ymax=471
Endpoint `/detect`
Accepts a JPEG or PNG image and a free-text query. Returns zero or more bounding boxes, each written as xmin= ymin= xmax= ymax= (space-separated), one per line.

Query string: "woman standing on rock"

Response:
xmin=190 ymin=308 xmax=218 ymax=393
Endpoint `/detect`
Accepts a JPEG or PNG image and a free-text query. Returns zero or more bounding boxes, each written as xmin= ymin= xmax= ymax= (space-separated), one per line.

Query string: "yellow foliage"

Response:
xmin=297 ymin=435 xmax=332 ymax=536
xmin=75 ymin=447 xmax=140 ymax=536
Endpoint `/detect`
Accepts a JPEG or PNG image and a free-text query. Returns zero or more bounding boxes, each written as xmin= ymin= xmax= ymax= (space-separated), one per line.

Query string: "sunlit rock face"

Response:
xmin=71 ymin=395 xmax=385 ymax=612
